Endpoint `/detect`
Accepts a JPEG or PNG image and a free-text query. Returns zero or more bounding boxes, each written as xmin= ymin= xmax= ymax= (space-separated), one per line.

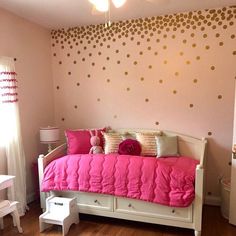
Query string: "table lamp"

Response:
xmin=40 ymin=127 xmax=60 ymax=153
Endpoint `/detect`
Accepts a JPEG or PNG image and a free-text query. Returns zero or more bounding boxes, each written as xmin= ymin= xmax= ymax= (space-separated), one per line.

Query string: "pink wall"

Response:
xmin=51 ymin=6 xmax=236 ymax=200
xmin=0 ymin=8 xmax=54 ymax=200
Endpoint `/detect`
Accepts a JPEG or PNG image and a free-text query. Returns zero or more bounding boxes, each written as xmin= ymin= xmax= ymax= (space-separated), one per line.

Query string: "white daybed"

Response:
xmin=38 ymin=130 xmax=207 ymax=236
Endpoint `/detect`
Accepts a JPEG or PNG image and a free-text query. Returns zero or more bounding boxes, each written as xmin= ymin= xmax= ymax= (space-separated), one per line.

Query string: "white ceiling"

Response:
xmin=0 ymin=0 xmax=236 ymax=29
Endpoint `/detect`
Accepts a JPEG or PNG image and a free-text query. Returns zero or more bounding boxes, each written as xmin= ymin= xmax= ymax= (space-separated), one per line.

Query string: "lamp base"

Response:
xmin=47 ymin=144 xmax=53 ymax=153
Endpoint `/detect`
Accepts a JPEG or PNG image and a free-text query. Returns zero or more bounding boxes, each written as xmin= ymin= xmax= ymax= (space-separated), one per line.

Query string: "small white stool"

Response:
xmin=39 ymin=196 xmax=79 ymax=236
xmin=0 ymin=200 xmax=23 ymax=233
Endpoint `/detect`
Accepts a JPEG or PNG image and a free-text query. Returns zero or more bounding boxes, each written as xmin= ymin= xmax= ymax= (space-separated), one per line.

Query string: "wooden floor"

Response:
xmin=1 ymin=202 xmax=236 ymax=236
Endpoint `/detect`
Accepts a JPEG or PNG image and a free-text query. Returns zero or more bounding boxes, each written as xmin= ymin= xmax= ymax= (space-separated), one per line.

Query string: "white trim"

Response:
xmin=204 ymin=195 xmax=221 ymax=206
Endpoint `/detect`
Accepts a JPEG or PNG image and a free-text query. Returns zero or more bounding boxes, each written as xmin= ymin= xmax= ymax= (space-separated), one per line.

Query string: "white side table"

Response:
xmin=0 ymin=175 xmax=23 ymax=233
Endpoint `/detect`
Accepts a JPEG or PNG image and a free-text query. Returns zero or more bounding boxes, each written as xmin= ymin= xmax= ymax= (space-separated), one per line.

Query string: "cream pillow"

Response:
xmin=136 ymin=132 xmax=162 ymax=156
xmin=155 ymin=135 xmax=179 ymax=157
xmin=103 ymin=132 xmax=123 ymax=154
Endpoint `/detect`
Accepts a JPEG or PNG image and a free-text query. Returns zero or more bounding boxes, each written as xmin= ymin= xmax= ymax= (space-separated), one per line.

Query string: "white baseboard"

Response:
xmin=27 ymin=192 xmax=36 ymax=204
xmin=204 ymin=195 xmax=221 ymax=206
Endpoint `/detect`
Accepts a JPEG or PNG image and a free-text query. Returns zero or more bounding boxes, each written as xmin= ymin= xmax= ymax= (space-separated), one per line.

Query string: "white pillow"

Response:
xmin=155 ymin=135 xmax=179 ymax=157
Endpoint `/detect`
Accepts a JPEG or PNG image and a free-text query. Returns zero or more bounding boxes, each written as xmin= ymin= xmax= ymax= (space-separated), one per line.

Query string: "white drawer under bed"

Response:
xmin=114 ymin=197 xmax=193 ymax=223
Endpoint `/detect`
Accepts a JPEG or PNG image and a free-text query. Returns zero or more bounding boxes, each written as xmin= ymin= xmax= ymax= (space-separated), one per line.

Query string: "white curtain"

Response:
xmin=0 ymin=56 xmax=27 ymax=216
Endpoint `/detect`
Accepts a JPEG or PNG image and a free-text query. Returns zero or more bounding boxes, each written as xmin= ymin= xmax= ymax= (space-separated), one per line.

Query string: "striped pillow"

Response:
xmin=136 ymin=132 xmax=162 ymax=156
xmin=103 ymin=132 xmax=123 ymax=154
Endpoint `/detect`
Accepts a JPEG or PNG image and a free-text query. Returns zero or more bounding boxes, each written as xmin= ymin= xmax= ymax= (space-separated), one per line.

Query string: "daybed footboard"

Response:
xmin=38 ymin=143 xmax=67 ymax=209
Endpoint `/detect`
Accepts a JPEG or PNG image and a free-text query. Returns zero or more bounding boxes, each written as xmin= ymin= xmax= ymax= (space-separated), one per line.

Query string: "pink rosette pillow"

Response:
xmin=118 ymin=139 xmax=141 ymax=156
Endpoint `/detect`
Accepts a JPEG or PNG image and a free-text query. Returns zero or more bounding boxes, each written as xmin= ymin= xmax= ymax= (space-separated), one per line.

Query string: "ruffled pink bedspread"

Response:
xmin=42 ymin=154 xmax=199 ymax=207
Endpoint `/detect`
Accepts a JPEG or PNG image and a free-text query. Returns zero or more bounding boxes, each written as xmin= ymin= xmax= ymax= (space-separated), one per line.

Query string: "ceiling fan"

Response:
xmin=89 ymin=0 xmax=168 ymax=26
xmin=89 ymin=0 xmax=168 ymax=14
xmin=89 ymin=0 xmax=126 ymax=13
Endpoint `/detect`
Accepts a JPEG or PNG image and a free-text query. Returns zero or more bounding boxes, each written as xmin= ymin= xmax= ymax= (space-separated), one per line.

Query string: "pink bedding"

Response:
xmin=42 ymin=154 xmax=199 ymax=207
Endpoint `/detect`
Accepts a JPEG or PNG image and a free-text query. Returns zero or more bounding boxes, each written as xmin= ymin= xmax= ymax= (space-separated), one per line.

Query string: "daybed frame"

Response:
xmin=38 ymin=130 xmax=207 ymax=236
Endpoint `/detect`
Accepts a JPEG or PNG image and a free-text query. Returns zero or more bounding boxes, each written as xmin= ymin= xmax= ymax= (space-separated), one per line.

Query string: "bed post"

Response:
xmin=38 ymin=154 xmax=46 ymax=211
xmin=193 ymin=138 xmax=207 ymax=236
xmin=38 ymin=143 xmax=67 ymax=211
xmin=194 ymin=165 xmax=204 ymax=236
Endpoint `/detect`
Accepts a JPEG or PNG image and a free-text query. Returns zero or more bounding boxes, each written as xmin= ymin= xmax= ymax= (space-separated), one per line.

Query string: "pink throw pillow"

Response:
xmin=65 ymin=128 xmax=106 ymax=154
xmin=118 ymin=139 xmax=141 ymax=156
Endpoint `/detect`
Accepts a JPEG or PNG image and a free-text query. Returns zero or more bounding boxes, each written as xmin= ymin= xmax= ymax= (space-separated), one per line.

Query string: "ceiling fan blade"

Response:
xmin=112 ymin=0 xmax=127 ymax=8
xmin=146 ymin=0 xmax=170 ymax=4
xmin=91 ymin=5 xmax=103 ymax=15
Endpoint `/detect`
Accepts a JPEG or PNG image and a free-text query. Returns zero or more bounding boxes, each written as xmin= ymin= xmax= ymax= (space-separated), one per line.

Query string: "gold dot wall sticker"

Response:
xmin=51 ymin=6 xmax=236 ymax=136
xmin=208 ymin=131 xmax=212 ymax=136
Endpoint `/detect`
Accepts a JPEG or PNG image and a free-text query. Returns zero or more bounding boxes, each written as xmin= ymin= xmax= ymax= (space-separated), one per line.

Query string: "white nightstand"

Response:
xmin=0 ymin=175 xmax=23 ymax=233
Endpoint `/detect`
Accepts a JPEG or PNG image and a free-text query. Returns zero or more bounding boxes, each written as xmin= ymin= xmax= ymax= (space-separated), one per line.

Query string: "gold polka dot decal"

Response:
xmin=51 ymin=6 xmax=236 ymax=146
xmin=51 ymin=6 xmax=236 ymax=48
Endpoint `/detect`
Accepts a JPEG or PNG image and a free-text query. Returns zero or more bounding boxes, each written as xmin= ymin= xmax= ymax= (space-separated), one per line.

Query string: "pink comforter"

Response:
xmin=42 ymin=154 xmax=199 ymax=207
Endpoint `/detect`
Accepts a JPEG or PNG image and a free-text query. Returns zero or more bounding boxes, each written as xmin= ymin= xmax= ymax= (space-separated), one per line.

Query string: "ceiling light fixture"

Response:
xmin=89 ymin=0 xmax=126 ymax=27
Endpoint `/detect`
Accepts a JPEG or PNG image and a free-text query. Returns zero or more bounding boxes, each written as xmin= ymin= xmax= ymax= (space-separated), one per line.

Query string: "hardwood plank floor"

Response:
xmin=1 ymin=202 xmax=236 ymax=236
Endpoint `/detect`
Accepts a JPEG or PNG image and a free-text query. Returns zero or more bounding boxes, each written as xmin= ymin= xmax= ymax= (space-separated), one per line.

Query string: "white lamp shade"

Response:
xmin=40 ymin=127 xmax=60 ymax=144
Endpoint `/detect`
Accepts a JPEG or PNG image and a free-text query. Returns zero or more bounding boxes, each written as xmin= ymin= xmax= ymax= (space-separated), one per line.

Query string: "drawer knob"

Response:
xmin=172 ymin=209 xmax=175 ymax=213
xmin=128 ymin=203 xmax=132 ymax=208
